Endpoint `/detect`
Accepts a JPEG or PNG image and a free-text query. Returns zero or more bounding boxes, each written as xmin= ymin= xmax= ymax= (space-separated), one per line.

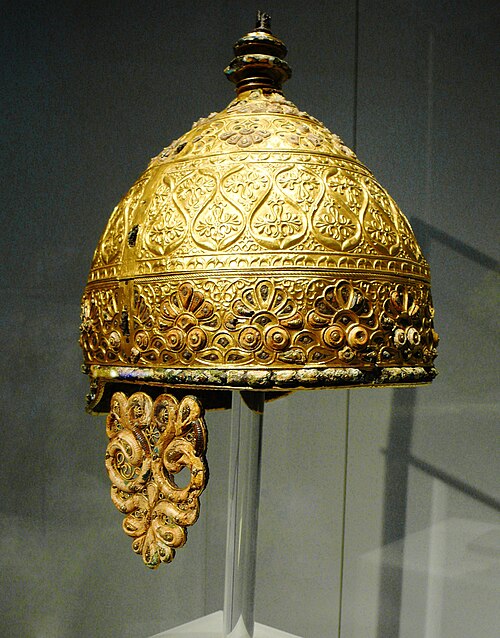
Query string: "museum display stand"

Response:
xmin=152 ymin=392 xmax=301 ymax=638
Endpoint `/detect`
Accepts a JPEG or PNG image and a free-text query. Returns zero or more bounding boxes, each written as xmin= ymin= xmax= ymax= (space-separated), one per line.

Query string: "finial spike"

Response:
xmin=256 ymin=11 xmax=272 ymax=32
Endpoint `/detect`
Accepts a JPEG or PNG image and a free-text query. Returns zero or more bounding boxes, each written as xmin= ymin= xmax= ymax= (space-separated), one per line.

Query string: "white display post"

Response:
xmin=223 ymin=392 xmax=264 ymax=637
xmin=155 ymin=391 xmax=301 ymax=638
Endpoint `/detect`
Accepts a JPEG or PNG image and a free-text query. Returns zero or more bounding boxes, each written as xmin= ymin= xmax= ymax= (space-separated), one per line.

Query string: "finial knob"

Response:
xmin=224 ymin=14 xmax=291 ymax=95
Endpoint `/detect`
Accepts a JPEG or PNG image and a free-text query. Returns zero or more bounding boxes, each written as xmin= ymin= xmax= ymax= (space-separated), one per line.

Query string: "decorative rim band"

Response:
xmin=87 ymin=363 xmax=437 ymax=394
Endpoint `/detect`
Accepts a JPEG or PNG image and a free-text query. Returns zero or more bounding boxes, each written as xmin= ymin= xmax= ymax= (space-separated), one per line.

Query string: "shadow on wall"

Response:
xmin=378 ymin=219 xmax=500 ymax=638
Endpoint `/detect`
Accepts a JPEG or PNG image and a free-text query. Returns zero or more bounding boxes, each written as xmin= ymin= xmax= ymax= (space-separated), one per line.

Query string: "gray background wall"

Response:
xmin=1 ymin=1 xmax=498 ymax=637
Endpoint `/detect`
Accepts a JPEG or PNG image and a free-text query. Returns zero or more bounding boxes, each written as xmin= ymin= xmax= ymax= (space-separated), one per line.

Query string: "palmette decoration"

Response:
xmin=80 ymin=15 xmax=437 ymax=567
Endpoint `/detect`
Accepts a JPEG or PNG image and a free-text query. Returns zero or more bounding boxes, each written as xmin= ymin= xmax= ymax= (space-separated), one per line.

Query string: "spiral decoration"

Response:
xmin=105 ymin=391 xmax=208 ymax=568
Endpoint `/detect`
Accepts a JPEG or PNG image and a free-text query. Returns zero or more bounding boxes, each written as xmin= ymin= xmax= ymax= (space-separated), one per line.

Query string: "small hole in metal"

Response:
xmin=128 ymin=225 xmax=139 ymax=247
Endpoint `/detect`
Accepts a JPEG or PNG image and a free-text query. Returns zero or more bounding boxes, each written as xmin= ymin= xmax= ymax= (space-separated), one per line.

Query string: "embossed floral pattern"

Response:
xmin=220 ymin=122 xmax=271 ymax=148
xmin=191 ymin=111 xmax=218 ymax=129
xmin=276 ymin=166 xmax=322 ymax=208
xmin=194 ymin=202 xmax=242 ymax=244
xmin=135 ymin=283 xmax=218 ymax=363
xmin=82 ymin=277 xmax=437 ymax=370
xmin=325 ymin=172 xmax=365 ymax=210
xmin=99 ymin=206 xmax=126 ymax=265
xmin=225 ymin=280 xmax=304 ymax=364
xmin=330 ymin=133 xmax=356 ymax=158
xmin=253 ymin=200 xmax=303 ymax=238
xmin=366 ymin=213 xmax=398 ymax=247
xmin=223 ymin=168 xmax=270 ymax=202
xmin=314 ymin=204 xmax=357 ymax=241
xmin=175 ymin=173 xmax=216 ymax=213
xmin=226 ymin=90 xmax=302 ymax=116
xmin=80 ymin=288 xmax=125 ymax=363
xmin=145 ymin=212 xmax=185 ymax=254
xmin=311 ymin=196 xmax=363 ymax=251
xmin=380 ymin=284 xmax=438 ymax=364
xmin=306 ymin=280 xmax=378 ymax=365
xmin=91 ymin=118 xmax=430 ymax=280
xmin=394 ymin=208 xmax=422 ymax=260
xmin=83 ymin=90 xmax=437 ymax=377
xmin=288 ymin=123 xmax=323 ymax=148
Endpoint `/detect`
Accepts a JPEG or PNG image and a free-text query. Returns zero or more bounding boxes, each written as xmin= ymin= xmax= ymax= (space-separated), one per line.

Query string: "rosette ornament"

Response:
xmin=80 ymin=15 xmax=438 ymax=567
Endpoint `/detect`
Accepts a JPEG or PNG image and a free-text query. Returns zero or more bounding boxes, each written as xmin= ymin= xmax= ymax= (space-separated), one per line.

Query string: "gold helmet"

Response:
xmin=79 ymin=16 xmax=438 ymax=568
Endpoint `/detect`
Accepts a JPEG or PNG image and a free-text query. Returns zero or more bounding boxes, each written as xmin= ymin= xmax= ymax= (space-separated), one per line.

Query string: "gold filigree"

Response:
xmin=105 ymin=391 xmax=208 ymax=568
